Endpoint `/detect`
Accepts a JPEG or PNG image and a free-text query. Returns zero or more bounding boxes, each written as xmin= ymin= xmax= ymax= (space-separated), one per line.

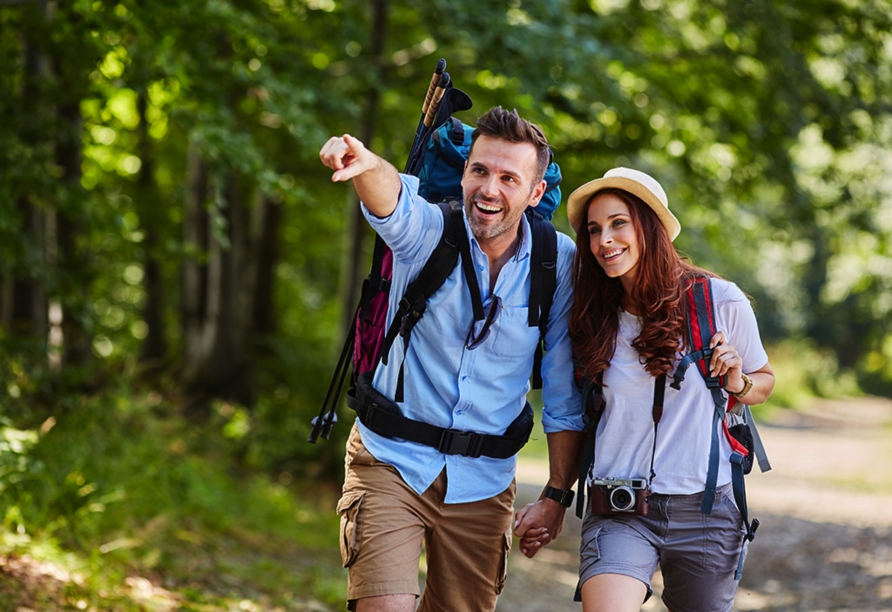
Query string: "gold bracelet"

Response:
xmin=729 ymin=373 xmax=753 ymax=399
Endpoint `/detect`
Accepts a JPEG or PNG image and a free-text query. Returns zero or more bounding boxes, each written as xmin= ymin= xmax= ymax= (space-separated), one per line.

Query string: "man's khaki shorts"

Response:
xmin=337 ymin=424 xmax=516 ymax=612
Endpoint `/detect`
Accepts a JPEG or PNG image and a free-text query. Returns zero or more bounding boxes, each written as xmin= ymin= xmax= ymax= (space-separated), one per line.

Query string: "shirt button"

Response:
xmin=456 ymin=409 xmax=463 ymax=415
xmin=462 ymin=375 xmax=468 ymax=381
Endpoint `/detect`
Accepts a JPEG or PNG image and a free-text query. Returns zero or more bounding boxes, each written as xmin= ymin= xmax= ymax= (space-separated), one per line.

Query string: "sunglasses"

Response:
xmin=466 ymin=295 xmax=502 ymax=350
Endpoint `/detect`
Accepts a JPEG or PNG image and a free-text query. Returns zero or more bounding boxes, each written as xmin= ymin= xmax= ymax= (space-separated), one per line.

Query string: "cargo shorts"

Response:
xmin=337 ymin=424 xmax=516 ymax=612
xmin=579 ymin=484 xmax=747 ymax=612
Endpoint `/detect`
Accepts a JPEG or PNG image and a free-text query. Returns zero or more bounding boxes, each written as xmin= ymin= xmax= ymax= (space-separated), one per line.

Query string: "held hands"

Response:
xmin=513 ymin=498 xmax=566 ymax=558
xmin=708 ymin=331 xmax=745 ymax=395
xmin=318 ymin=134 xmax=376 ymax=182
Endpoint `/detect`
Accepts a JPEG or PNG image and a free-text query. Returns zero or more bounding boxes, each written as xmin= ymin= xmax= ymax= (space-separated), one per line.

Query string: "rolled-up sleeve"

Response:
xmin=361 ymin=174 xmax=443 ymax=265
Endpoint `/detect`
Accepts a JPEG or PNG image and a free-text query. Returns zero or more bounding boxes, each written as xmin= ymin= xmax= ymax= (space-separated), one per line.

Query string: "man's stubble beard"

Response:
xmin=465 ymin=189 xmax=534 ymax=243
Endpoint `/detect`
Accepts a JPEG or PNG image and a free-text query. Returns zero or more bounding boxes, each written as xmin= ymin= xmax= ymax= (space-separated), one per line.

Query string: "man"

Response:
xmin=319 ymin=107 xmax=584 ymax=612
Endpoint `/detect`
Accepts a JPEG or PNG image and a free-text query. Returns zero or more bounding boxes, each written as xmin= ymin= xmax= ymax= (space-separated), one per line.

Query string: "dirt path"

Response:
xmin=498 ymin=397 xmax=892 ymax=611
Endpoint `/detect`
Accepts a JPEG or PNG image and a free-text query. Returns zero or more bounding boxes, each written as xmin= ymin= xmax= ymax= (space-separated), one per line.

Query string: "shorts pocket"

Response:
xmin=337 ymin=490 xmax=365 ymax=568
xmin=579 ymin=522 xmax=604 ymax=577
xmin=719 ymin=491 xmax=743 ymax=526
xmin=495 ymin=527 xmax=512 ymax=595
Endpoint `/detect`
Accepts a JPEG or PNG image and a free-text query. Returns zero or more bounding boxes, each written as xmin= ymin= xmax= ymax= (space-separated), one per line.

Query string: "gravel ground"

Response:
xmin=498 ymin=397 xmax=892 ymax=612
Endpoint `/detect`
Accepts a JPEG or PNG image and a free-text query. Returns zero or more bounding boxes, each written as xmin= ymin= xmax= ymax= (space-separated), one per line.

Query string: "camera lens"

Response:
xmin=609 ymin=486 xmax=635 ymax=512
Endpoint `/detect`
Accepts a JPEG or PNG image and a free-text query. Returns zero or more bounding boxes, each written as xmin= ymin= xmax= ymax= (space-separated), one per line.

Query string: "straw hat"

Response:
xmin=566 ymin=167 xmax=681 ymax=241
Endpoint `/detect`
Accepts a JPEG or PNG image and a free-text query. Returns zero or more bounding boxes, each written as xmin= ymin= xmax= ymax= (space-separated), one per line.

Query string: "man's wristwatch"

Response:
xmin=542 ymin=485 xmax=575 ymax=508
xmin=728 ymin=373 xmax=754 ymax=399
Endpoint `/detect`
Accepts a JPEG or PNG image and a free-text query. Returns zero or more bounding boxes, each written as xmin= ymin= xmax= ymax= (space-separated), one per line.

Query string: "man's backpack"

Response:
xmin=309 ymin=63 xmax=562 ymax=456
xmin=575 ymin=277 xmax=771 ymax=581
xmin=417 ymin=117 xmax=563 ymax=220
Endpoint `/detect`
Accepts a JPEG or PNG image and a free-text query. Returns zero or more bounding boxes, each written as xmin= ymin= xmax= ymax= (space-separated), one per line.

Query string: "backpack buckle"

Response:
xmin=438 ymin=429 xmax=483 ymax=458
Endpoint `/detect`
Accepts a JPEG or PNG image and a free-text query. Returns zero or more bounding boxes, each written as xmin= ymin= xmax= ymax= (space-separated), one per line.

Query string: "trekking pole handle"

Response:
xmin=424 ymin=72 xmax=450 ymax=128
xmin=422 ymin=58 xmax=447 ymax=115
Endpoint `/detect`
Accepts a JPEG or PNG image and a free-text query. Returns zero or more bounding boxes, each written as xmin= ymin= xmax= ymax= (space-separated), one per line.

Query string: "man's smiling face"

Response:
xmin=461 ymin=135 xmax=544 ymax=245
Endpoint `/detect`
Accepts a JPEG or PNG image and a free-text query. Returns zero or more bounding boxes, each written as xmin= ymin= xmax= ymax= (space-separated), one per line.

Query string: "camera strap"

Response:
xmin=648 ymin=374 xmax=666 ymax=486
xmin=576 ymin=372 xmax=666 ymax=519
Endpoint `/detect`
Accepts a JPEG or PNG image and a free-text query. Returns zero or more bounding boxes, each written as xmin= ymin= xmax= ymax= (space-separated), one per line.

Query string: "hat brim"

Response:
xmin=567 ymin=177 xmax=681 ymax=241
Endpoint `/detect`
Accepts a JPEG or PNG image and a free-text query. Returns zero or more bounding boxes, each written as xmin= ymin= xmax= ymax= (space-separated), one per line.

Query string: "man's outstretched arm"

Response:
xmin=319 ymin=134 xmax=401 ymax=218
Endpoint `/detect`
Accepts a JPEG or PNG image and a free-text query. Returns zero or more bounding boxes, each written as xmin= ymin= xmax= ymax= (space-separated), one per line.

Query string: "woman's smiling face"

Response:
xmin=587 ymin=192 xmax=641 ymax=289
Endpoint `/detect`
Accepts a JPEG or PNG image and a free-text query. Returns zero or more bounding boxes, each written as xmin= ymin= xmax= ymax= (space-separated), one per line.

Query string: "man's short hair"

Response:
xmin=470 ymin=106 xmax=551 ymax=184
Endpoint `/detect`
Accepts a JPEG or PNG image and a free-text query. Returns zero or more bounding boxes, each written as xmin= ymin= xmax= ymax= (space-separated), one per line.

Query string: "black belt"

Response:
xmin=347 ymin=372 xmax=533 ymax=459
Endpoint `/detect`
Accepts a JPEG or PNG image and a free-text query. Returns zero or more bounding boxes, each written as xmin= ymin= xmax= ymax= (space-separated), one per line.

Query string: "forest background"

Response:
xmin=0 ymin=0 xmax=890 ymax=609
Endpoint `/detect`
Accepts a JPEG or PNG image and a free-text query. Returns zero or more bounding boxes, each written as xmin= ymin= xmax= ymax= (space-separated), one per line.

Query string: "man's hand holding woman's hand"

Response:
xmin=513 ymin=498 xmax=567 ymax=558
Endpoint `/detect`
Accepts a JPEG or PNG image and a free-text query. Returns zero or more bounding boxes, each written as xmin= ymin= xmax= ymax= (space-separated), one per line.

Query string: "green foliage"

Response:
xmin=0 ymin=384 xmax=344 ymax=610
xmin=1 ymin=5 xmax=891 ymax=606
xmin=762 ymin=339 xmax=861 ymax=413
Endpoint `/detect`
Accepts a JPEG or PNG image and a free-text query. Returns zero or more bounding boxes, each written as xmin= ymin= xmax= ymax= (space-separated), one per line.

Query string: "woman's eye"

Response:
xmin=613 ymin=219 xmax=626 ymax=228
xmin=589 ymin=227 xmax=601 ymax=235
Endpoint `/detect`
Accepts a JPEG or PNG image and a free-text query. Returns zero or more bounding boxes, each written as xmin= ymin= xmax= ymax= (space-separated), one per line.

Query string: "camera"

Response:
xmin=590 ymin=477 xmax=650 ymax=516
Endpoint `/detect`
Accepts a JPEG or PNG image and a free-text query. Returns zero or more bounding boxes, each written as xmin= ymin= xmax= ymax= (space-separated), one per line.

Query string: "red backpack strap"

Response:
xmin=670 ymin=277 xmax=724 ymax=392
xmin=669 ymin=277 xmax=733 ymax=515
xmin=672 ymin=277 xmax=760 ymax=575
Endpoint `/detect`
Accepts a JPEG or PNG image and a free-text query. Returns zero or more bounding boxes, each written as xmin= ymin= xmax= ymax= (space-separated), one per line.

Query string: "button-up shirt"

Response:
xmin=358 ymin=174 xmax=583 ymax=503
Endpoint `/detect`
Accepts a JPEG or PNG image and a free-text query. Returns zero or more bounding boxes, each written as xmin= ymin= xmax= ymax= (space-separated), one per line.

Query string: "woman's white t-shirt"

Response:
xmin=588 ymin=279 xmax=769 ymax=495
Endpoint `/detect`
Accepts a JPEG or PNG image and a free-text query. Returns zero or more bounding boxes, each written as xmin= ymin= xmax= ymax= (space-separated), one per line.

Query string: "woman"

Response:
xmin=566 ymin=167 xmax=775 ymax=612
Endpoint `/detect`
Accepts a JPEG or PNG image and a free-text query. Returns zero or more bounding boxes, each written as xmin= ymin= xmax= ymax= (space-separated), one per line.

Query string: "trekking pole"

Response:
xmin=309 ymin=314 xmax=356 ymax=443
xmin=405 ymin=59 xmax=447 ymax=172
xmin=424 ymin=71 xmax=449 ymax=128
xmin=407 ymin=71 xmax=450 ymax=176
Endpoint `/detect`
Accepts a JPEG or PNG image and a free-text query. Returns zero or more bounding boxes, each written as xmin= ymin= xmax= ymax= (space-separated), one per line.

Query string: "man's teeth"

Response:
xmin=477 ymin=202 xmax=502 ymax=212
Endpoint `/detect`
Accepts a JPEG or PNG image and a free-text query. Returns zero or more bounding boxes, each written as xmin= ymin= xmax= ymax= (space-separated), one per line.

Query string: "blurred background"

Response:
xmin=0 ymin=0 xmax=890 ymax=610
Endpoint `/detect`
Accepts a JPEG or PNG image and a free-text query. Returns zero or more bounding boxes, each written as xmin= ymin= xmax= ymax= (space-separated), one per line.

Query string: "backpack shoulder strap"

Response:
xmin=380 ymin=201 xmax=482 ymax=401
xmin=671 ymin=276 xmax=762 ymax=575
xmin=527 ymin=211 xmax=557 ymax=390
xmin=575 ymin=372 xmax=603 ymax=519
xmin=670 ymin=276 xmax=724 ymax=391
xmin=669 ymin=277 xmax=728 ymax=514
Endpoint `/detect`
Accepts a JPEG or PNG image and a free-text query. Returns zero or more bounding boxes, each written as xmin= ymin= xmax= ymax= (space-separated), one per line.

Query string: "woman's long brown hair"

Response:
xmin=569 ymin=188 xmax=716 ymax=380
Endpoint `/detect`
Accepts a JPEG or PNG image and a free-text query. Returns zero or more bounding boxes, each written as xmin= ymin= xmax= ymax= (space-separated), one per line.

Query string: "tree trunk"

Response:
xmin=55 ymin=100 xmax=91 ymax=369
xmin=136 ymin=89 xmax=167 ymax=364
xmin=4 ymin=3 xmax=52 ymax=354
xmin=253 ymin=195 xmax=281 ymax=339
xmin=338 ymin=0 xmax=388 ymax=340
xmin=181 ymin=159 xmax=264 ymax=411
xmin=182 ymin=138 xmax=209 ymax=371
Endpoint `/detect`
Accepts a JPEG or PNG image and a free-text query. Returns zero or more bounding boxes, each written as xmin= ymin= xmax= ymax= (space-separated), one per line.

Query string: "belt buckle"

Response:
xmin=438 ymin=429 xmax=481 ymax=458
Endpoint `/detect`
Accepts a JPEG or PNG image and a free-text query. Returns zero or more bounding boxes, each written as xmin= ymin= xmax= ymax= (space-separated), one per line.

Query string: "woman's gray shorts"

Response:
xmin=579 ymin=484 xmax=747 ymax=612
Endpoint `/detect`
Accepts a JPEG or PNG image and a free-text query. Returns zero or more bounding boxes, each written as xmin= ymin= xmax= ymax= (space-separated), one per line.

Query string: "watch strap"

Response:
xmin=730 ymin=373 xmax=754 ymax=399
xmin=542 ymin=485 xmax=575 ymax=508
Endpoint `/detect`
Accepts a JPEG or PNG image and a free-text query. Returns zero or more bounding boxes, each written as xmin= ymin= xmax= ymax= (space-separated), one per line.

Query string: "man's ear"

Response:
xmin=527 ymin=179 xmax=547 ymax=208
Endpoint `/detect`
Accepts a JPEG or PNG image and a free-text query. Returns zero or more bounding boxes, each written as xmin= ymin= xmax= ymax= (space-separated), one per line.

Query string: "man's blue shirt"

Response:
xmin=358 ymin=174 xmax=583 ymax=504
